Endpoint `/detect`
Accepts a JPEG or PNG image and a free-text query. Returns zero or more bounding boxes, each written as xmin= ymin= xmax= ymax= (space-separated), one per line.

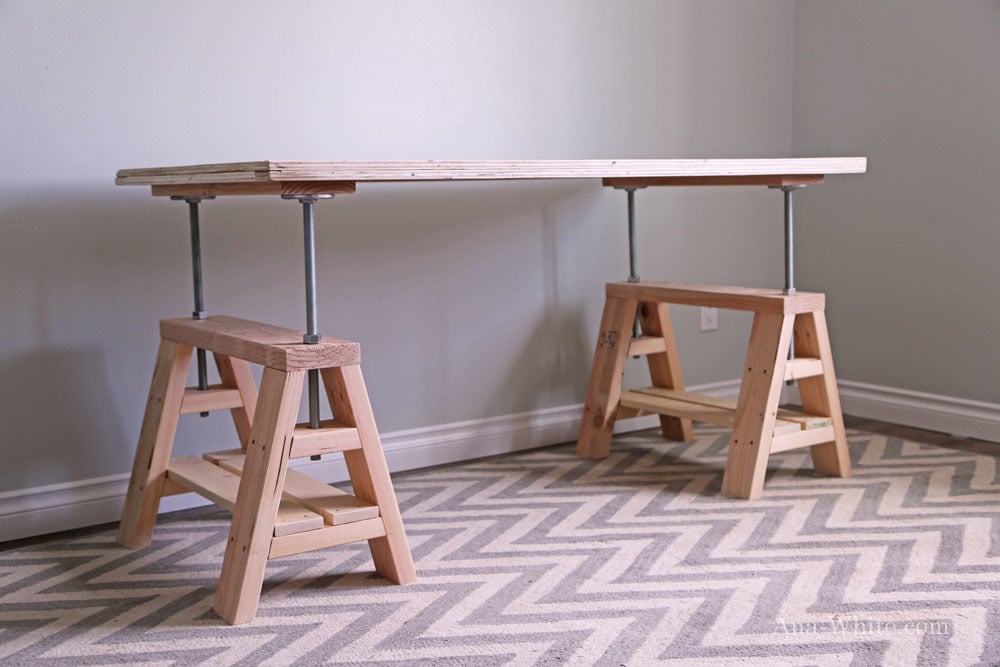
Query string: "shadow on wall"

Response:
xmin=0 ymin=346 xmax=128 ymax=492
xmin=0 ymin=180 xmax=614 ymax=494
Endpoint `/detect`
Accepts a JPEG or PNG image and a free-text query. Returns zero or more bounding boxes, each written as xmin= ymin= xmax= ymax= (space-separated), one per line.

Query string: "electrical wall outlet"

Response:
xmin=700 ymin=307 xmax=718 ymax=331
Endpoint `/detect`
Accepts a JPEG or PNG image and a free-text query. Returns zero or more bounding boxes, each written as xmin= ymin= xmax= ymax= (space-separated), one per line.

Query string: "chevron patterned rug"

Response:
xmin=2 ymin=423 xmax=999 ymax=666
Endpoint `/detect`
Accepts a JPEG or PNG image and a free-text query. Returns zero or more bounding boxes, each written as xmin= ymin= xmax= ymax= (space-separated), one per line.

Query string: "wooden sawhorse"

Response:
xmin=577 ymin=281 xmax=852 ymax=499
xmin=118 ymin=315 xmax=415 ymax=624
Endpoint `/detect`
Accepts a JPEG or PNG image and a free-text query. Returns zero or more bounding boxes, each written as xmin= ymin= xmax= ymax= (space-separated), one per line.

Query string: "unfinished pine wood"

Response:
xmin=159 ymin=476 xmax=190 ymax=497
xmin=783 ymin=357 xmax=825 ymax=381
xmin=215 ymin=368 xmax=304 ymax=625
xmin=623 ymin=388 xmax=801 ymax=436
xmin=289 ymin=420 xmax=363 ymax=458
xmin=607 ymin=282 xmax=825 ymax=315
xmin=578 ymin=280 xmax=850 ymax=499
xmin=576 ymin=296 xmax=638 ymax=458
xmin=627 ymin=335 xmax=667 ymax=356
xmin=116 ymin=157 xmax=867 ymax=187
xmin=167 ymin=456 xmax=241 ymax=509
xmin=269 ymin=517 xmax=387 ymax=560
xmin=603 ymin=174 xmax=825 ymax=188
xmin=637 ymin=301 xmax=693 ymax=441
xmin=160 ymin=316 xmax=360 ymax=371
xmin=179 ymin=385 xmax=244 ymax=414
xmin=166 ymin=457 xmax=325 ymax=538
xmin=321 ymin=365 xmax=416 ymax=585
xmin=722 ymin=313 xmax=795 ymax=500
xmin=631 ymin=387 xmax=823 ymax=429
xmin=770 ymin=425 xmax=838 ymax=454
xmin=204 ymin=449 xmax=379 ymax=525
xmin=118 ymin=340 xmax=193 ymax=549
xmin=151 ymin=181 xmax=356 ymax=197
xmin=213 ymin=354 xmax=257 ymax=448
xmin=793 ymin=312 xmax=852 ymax=478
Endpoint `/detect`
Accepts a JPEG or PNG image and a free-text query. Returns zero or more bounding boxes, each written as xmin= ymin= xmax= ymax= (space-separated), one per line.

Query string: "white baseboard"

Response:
xmin=0 ymin=380 xmax=740 ymax=543
xmin=9 ymin=377 xmax=990 ymax=544
xmin=788 ymin=380 xmax=1000 ymax=443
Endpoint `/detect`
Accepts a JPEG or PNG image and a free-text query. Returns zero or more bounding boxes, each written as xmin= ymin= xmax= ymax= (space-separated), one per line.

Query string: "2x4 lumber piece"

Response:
xmin=204 ymin=450 xmax=379 ymax=526
xmin=151 ymin=181 xmax=356 ymax=197
xmin=179 ymin=385 xmax=244 ymax=415
xmin=118 ymin=340 xmax=192 ymax=549
xmin=603 ymin=174 xmax=825 ymax=188
xmin=166 ymin=457 xmax=324 ymax=537
xmin=607 ymin=282 xmax=825 ymax=316
xmin=632 ymin=386 xmax=831 ymax=431
xmin=160 ymin=316 xmax=360 ymax=371
xmin=622 ymin=388 xmax=800 ymax=437
xmin=627 ymin=335 xmax=667 ymax=356
xmin=270 ymin=517 xmax=387 ymax=560
xmin=783 ymin=358 xmax=825 ymax=381
xmin=770 ymin=426 xmax=837 ymax=453
xmin=290 ymin=420 xmax=363 ymax=458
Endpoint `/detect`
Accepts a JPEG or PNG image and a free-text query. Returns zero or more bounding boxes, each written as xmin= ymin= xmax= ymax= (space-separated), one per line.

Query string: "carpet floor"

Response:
xmin=1 ymin=421 xmax=998 ymax=666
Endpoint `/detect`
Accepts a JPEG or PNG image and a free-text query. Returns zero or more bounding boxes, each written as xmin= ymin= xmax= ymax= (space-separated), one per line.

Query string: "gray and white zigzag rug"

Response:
xmin=1 ymin=424 xmax=998 ymax=666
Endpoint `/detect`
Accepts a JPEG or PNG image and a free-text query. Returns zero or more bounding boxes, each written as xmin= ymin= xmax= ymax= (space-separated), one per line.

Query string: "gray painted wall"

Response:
xmin=792 ymin=0 xmax=999 ymax=403
xmin=0 ymin=1 xmax=797 ymax=495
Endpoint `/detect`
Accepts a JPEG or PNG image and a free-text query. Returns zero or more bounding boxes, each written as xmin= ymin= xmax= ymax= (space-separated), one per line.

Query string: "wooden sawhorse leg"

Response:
xmin=577 ymin=296 xmax=637 ymax=458
xmin=794 ymin=311 xmax=851 ymax=478
xmin=638 ymin=301 xmax=694 ymax=442
xmin=323 ymin=366 xmax=416 ymax=585
xmin=118 ymin=340 xmax=192 ymax=549
xmin=722 ymin=312 xmax=795 ymax=499
xmin=119 ymin=346 xmax=257 ymax=548
xmin=215 ymin=368 xmax=303 ymax=624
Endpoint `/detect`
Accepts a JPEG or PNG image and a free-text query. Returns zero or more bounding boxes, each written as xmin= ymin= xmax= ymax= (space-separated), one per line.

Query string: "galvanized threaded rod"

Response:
xmin=623 ymin=187 xmax=642 ymax=340
xmin=771 ymin=184 xmax=806 ymax=364
xmin=283 ymin=194 xmax=332 ymax=433
xmin=626 ymin=188 xmax=639 ymax=284
xmin=783 ymin=186 xmax=797 ymax=296
xmin=173 ymin=196 xmax=213 ymax=417
xmin=301 ymin=198 xmax=321 ymax=430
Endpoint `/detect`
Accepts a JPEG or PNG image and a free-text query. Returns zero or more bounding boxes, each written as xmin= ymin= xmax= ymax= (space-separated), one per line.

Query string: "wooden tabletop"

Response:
xmin=116 ymin=158 xmax=867 ymax=197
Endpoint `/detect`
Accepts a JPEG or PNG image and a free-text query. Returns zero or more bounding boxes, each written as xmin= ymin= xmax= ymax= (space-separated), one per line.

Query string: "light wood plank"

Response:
xmin=322 ymin=365 xmax=417 ymax=584
xmin=167 ymin=456 xmax=240 ymax=510
xmin=115 ymin=157 xmax=868 ymax=186
xmin=637 ymin=301 xmax=693 ymax=442
xmin=118 ymin=340 xmax=192 ymax=549
xmin=166 ymin=456 xmax=324 ymax=537
xmin=794 ymin=312 xmax=852 ymax=478
xmin=607 ymin=281 xmax=824 ymax=315
xmin=722 ymin=313 xmax=795 ymax=499
xmin=179 ymin=385 xmax=244 ymax=414
xmin=604 ymin=174 xmax=825 ymax=188
xmin=290 ymin=420 xmax=363 ymax=458
xmin=627 ymin=335 xmax=667 ymax=356
xmin=215 ymin=368 xmax=304 ymax=625
xmin=213 ymin=354 xmax=257 ymax=448
xmin=784 ymin=357 xmax=825 ymax=381
xmin=576 ymin=296 xmax=638 ymax=458
xmin=270 ymin=518 xmax=387 ymax=560
xmin=770 ymin=426 xmax=838 ymax=454
xmin=204 ymin=449 xmax=379 ymax=525
xmin=161 ymin=316 xmax=359 ymax=371
xmin=624 ymin=388 xmax=801 ymax=436
xmin=631 ymin=387 xmax=830 ymax=431
xmin=151 ymin=181 xmax=356 ymax=197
